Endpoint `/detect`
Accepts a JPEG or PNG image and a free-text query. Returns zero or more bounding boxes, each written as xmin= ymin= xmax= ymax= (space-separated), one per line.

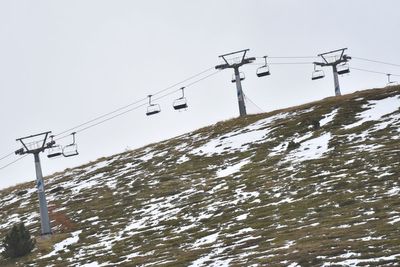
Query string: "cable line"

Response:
xmin=243 ymin=93 xmax=264 ymax=113
xmin=5 ymin=54 xmax=399 ymax=173
xmin=184 ymin=69 xmax=222 ymax=87
xmin=54 ymin=66 xmax=215 ymax=138
xmin=265 ymin=56 xmax=317 ymax=59
xmin=1 ymin=67 xmax=220 ymax=173
xmin=0 ymin=152 xmax=15 ymax=162
xmin=350 ymin=67 xmax=400 ymax=77
xmin=269 ymin=62 xmax=314 ymax=65
xmin=149 ymin=66 xmax=215 ymax=96
xmin=76 ymin=70 xmax=221 ymax=135
xmin=70 ymin=102 xmax=149 ymax=136
xmin=352 ymin=57 xmax=400 ymax=68
xmin=54 ymin=97 xmax=147 ymax=138
xmin=0 ymin=155 xmax=28 ymax=171
xmin=55 ymin=69 xmax=222 ymax=141
xmin=251 ymin=62 xmax=314 ymax=66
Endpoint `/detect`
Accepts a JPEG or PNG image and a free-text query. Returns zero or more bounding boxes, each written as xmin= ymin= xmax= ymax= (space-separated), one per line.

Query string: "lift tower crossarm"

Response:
xmin=16 ymin=131 xmax=52 ymax=154
xmin=314 ymin=55 xmax=351 ymax=68
xmin=218 ymin=49 xmax=249 ymax=63
xmin=318 ymin=47 xmax=347 ymax=63
xmin=216 ymin=49 xmax=256 ymax=70
xmin=313 ymin=57 xmax=348 ymax=67
xmin=215 ymin=57 xmax=256 ymax=70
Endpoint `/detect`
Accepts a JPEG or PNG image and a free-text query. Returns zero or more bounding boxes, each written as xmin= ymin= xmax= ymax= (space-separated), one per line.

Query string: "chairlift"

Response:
xmin=337 ymin=62 xmax=350 ymax=75
xmin=386 ymin=74 xmax=398 ymax=86
xmin=256 ymin=56 xmax=271 ymax=77
xmin=311 ymin=64 xmax=325 ymax=80
xmin=146 ymin=95 xmax=161 ymax=116
xmin=63 ymin=132 xmax=79 ymax=157
xmin=231 ymin=72 xmax=245 ymax=83
xmin=47 ymin=135 xmax=63 ymax=158
xmin=173 ymin=87 xmax=188 ymax=110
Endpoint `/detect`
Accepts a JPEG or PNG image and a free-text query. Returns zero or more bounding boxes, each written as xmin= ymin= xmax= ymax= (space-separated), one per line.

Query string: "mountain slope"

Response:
xmin=1 ymin=86 xmax=400 ymax=266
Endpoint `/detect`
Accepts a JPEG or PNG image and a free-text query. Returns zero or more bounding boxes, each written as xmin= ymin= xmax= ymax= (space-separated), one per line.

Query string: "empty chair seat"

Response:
xmin=146 ymin=95 xmax=161 ymax=116
xmin=256 ymin=66 xmax=270 ymax=77
xmin=256 ymin=56 xmax=271 ymax=77
xmin=146 ymin=104 xmax=161 ymax=116
xmin=173 ymin=98 xmax=188 ymax=110
xmin=312 ymin=64 xmax=325 ymax=80
xmin=337 ymin=63 xmax=350 ymax=75
xmin=172 ymin=87 xmax=188 ymax=111
xmin=312 ymin=70 xmax=325 ymax=80
xmin=62 ymin=132 xmax=79 ymax=157
xmin=63 ymin=144 xmax=78 ymax=157
xmin=47 ymin=146 xmax=63 ymax=158
xmin=47 ymin=135 xmax=63 ymax=158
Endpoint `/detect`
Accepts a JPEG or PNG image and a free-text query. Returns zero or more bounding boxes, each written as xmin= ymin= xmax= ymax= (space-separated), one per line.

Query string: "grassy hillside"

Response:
xmin=1 ymin=86 xmax=399 ymax=266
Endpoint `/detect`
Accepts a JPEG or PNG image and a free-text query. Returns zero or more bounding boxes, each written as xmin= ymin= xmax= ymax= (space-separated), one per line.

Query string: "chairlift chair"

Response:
xmin=63 ymin=132 xmax=79 ymax=157
xmin=256 ymin=56 xmax=271 ymax=77
xmin=231 ymin=72 xmax=245 ymax=83
xmin=311 ymin=64 xmax=325 ymax=80
xmin=173 ymin=87 xmax=188 ymax=110
xmin=337 ymin=63 xmax=350 ymax=75
xmin=146 ymin=95 xmax=161 ymax=116
xmin=387 ymin=74 xmax=398 ymax=86
xmin=47 ymin=135 xmax=63 ymax=158
xmin=48 ymin=146 xmax=63 ymax=158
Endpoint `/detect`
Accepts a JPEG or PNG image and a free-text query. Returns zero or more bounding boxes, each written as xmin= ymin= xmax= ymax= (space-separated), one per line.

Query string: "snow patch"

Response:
xmin=193 ymin=233 xmax=219 ymax=248
xmin=344 ymin=95 xmax=400 ymax=129
xmin=216 ymin=158 xmax=251 ymax=178
xmin=322 ymin=253 xmax=400 ymax=266
xmin=72 ymin=178 xmax=100 ymax=193
xmin=188 ymin=247 xmax=228 ymax=267
xmin=388 ymin=216 xmax=400 ymax=224
xmin=285 ymin=132 xmax=332 ymax=163
xmin=236 ymin=213 xmax=249 ymax=221
xmin=320 ymin=109 xmax=338 ymax=127
xmin=41 ymin=230 xmax=82 ymax=259
xmin=192 ymin=129 xmax=269 ymax=156
xmin=191 ymin=112 xmax=290 ymax=156
xmin=386 ymin=186 xmax=400 ymax=196
xmin=177 ymin=154 xmax=190 ymax=164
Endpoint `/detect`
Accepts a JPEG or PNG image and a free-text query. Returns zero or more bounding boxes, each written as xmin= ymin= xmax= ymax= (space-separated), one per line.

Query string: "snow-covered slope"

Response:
xmin=1 ymin=86 xmax=400 ymax=266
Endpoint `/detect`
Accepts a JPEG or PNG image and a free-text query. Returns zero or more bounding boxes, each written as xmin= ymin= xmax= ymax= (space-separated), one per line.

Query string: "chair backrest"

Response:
xmin=337 ymin=63 xmax=350 ymax=75
xmin=47 ymin=146 xmax=63 ymax=158
xmin=63 ymin=144 xmax=79 ymax=157
xmin=312 ymin=70 xmax=325 ymax=80
xmin=173 ymin=98 xmax=188 ymax=110
xmin=256 ymin=66 xmax=270 ymax=77
xmin=146 ymin=104 xmax=161 ymax=116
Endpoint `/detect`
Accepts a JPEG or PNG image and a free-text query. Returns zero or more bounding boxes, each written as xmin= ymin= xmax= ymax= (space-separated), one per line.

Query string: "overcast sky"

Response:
xmin=1 ymin=0 xmax=400 ymax=189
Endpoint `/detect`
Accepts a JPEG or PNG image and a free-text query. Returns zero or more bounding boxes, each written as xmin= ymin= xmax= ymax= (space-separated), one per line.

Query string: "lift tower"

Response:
xmin=215 ymin=49 xmax=256 ymax=117
xmin=15 ymin=131 xmax=55 ymax=236
xmin=314 ymin=48 xmax=351 ymax=96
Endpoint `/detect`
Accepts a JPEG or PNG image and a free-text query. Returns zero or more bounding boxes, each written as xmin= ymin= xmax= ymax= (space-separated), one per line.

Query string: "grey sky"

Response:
xmin=1 ymin=0 xmax=400 ymax=189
